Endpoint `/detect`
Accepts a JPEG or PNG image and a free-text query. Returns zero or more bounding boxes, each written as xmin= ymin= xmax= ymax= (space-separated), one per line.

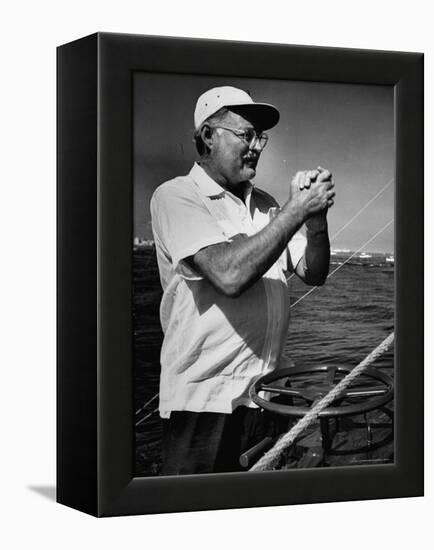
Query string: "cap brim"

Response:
xmin=227 ymin=103 xmax=280 ymax=131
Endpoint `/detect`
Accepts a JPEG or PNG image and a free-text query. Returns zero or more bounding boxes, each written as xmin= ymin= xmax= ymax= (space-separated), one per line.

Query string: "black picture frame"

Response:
xmin=57 ymin=32 xmax=423 ymax=517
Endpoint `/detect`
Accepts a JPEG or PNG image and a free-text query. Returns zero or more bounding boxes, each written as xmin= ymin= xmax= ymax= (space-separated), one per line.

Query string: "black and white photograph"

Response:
xmin=2 ymin=0 xmax=430 ymax=542
xmin=133 ymin=73 xmax=395 ymax=477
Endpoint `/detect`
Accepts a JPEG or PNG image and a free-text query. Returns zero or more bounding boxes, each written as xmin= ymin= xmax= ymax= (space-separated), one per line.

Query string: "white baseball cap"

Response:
xmin=194 ymin=86 xmax=280 ymax=131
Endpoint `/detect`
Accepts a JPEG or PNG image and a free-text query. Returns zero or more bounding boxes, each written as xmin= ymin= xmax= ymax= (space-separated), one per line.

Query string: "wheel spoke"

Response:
xmin=259 ymin=384 xmax=303 ymax=398
xmin=344 ymin=386 xmax=388 ymax=398
xmin=327 ymin=367 xmax=337 ymax=384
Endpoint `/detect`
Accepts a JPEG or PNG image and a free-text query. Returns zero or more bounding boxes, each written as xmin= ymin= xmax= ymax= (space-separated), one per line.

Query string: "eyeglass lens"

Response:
xmin=245 ymin=129 xmax=268 ymax=148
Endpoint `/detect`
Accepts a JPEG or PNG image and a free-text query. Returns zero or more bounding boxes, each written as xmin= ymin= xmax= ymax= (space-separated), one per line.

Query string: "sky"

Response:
xmin=134 ymin=73 xmax=394 ymax=253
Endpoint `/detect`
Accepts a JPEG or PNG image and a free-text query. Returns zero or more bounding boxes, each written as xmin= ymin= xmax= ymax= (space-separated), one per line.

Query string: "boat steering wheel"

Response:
xmin=249 ymin=364 xmax=394 ymax=418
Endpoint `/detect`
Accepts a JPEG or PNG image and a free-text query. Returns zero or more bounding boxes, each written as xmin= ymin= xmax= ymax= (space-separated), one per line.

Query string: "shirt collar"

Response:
xmin=189 ymin=162 xmax=253 ymax=201
xmin=189 ymin=163 xmax=225 ymax=197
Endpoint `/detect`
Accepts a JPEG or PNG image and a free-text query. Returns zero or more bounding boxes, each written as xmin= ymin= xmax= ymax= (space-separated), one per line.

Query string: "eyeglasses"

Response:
xmin=212 ymin=126 xmax=269 ymax=150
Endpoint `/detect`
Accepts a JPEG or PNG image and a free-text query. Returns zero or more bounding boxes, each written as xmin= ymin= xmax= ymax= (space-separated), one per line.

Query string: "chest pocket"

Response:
xmin=202 ymin=195 xmax=245 ymax=239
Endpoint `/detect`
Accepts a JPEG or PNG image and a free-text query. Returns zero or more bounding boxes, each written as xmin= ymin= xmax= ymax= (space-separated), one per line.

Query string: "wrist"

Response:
xmin=305 ymin=212 xmax=328 ymax=233
xmin=281 ymin=200 xmax=306 ymax=228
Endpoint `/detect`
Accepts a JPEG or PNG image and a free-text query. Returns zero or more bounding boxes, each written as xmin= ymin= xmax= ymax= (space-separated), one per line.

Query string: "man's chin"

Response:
xmin=243 ymin=165 xmax=257 ymax=179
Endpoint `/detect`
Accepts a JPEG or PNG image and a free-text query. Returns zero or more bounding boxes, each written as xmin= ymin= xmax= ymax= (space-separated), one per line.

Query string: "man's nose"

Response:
xmin=249 ymin=137 xmax=262 ymax=152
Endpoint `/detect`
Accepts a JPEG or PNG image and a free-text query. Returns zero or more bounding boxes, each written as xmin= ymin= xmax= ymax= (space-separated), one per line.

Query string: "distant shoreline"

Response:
xmin=133 ymin=241 xmax=394 ymax=260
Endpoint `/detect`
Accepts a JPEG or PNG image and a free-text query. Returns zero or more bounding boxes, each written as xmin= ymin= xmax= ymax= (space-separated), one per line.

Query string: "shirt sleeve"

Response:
xmin=150 ymin=180 xmax=229 ymax=279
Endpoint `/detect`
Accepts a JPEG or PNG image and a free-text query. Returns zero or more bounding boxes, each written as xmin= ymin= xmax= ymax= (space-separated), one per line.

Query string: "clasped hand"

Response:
xmin=290 ymin=166 xmax=335 ymax=220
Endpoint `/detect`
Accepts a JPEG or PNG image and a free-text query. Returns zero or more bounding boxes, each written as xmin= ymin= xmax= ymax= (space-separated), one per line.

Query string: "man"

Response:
xmin=150 ymin=86 xmax=335 ymax=475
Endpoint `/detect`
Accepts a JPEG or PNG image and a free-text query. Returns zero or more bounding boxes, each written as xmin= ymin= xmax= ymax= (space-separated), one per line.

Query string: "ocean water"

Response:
xmin=286 ymin=253 xmax=394 ymax=371
xmin=133 ymin=248 xmax=394 ymax=475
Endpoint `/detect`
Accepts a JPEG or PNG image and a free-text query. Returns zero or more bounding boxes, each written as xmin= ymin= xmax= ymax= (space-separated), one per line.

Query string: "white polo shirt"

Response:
xmin=150 ymin=163 xmax=306 ymax=418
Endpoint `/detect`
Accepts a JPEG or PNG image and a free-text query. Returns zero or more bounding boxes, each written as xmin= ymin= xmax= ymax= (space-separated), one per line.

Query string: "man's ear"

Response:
xmin=200 ymin=124 xmax=214 ymax=149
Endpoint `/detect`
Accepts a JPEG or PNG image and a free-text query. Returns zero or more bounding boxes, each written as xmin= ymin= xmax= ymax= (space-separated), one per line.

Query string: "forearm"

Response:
xmin=299 ymin=215 xmax=330 ymax=285
xmin=191 ymin=201 xmax=305 ymax=297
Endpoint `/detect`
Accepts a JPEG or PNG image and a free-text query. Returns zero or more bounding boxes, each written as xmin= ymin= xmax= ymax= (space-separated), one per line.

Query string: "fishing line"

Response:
xmin=135 ymin=392 xmax=159 ymax=416
xmin=136 ymin=405 xmax=159 ymax=427
xmin=329 ymin=180 xmax=393 ymax=241
xmin=290 ymin=219 xmax=394 ymax=308
xmin=136 ymin=185 xmax=394 ymax=425
xmin=286 ymin=179 xmax=393 ymax=283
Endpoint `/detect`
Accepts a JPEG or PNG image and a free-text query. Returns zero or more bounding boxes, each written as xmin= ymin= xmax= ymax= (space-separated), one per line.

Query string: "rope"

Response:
xmin=249 ymin=331 xmax=394 ymax=472
xmin=137 ymin=221 xmax=394 ymax=423
xmin=137 ymin=187 xmax=394 ymax=425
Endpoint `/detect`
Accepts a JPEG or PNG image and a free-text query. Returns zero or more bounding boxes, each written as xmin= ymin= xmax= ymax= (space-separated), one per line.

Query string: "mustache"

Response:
xmin=243 ymin=153 xmax=259 ymax=163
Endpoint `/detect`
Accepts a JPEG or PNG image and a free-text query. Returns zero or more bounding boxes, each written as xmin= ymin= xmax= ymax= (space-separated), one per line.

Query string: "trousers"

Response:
xmin=161 ymin=406 xmax=287 ymax=475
